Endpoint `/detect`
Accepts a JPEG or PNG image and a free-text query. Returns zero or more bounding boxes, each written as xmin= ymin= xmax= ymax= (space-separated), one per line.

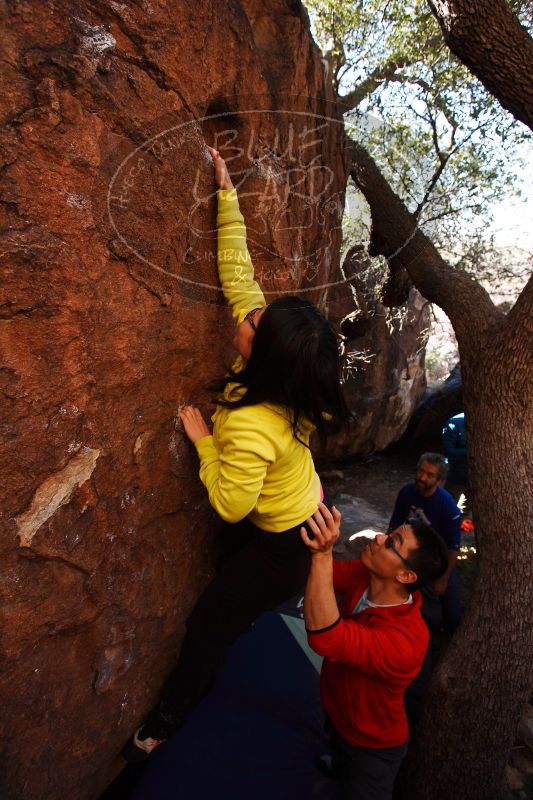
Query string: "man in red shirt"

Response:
xmin=301 ymin=504 xmax=448 ymax=800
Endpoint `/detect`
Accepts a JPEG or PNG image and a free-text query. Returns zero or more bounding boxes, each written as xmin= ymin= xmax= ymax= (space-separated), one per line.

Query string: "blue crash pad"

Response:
xmin=132 ymin=612 xmax=339 ymax=800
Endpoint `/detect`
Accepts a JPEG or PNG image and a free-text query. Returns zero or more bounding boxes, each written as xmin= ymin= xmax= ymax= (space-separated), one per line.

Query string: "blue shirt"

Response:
xmin=389 ymin=483 xmax=462 ymax=551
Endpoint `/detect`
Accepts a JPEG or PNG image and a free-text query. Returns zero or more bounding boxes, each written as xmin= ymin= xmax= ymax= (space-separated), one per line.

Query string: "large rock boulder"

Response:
xmin=0 ymin=2 xmax=347 ymax=798
xmin=326 ymin=245 xmax=430 ymax=455
xmin=401 ymin=363 xmax=463 ymax=451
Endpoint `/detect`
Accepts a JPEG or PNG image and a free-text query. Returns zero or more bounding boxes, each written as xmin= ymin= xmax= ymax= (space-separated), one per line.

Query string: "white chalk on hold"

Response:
xmin=174 ymin=402 xmax=190 ymax=432
xmin=348 ymin=528 xmax=381 ymax=541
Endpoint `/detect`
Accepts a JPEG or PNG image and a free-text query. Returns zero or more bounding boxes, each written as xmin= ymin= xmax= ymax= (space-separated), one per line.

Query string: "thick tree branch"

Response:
xmin=338 ymin=56 xmax=411 ymax=111
xmin=427 ymin=0 xmax=533 ymax=130
xmin=348 ymin=138 xmax=501 ymax=346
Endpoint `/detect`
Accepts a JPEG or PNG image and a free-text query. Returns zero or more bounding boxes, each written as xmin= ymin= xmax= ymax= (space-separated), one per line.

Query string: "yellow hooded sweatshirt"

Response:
xmin=194 ymin=189 xmax=321 ymax=532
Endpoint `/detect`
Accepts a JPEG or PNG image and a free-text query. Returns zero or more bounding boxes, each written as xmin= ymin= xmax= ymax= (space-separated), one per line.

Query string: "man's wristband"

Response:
xmin=305 ymin=616 xmax=341 ymax=635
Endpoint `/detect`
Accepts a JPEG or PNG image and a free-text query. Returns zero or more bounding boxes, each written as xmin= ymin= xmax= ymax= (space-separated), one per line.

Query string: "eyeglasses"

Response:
xmin=385 ymin=532 xmax=416 ymax=572
xmin=244 ymin=307 xmax=262 ymax=332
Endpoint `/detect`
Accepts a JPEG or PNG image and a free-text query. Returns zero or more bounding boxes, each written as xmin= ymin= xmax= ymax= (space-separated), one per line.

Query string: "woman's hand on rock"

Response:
xmin=207 ymin=145 xmax=234 ymax=190
xmin=179 ymin=405 xmax=211 ymax=443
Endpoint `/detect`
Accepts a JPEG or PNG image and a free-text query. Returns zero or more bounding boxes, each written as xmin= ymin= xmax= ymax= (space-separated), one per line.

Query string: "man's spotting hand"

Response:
xmin=207 ymin=145 xmax=234 ymax=191
xmin=301 ymin=504 xmax=342 ymax=555
xmin=179 ymin=406 xmax=211 ymax=444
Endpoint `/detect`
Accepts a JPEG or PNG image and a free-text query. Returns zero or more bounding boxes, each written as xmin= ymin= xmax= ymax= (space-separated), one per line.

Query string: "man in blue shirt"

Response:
xmin=389 ymin=453 xmax=463 ymax=633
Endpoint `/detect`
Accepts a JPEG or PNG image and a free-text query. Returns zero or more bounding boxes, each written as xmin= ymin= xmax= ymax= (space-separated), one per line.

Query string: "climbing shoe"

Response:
xmin=122 ymin=727 xmax=166 ymax=763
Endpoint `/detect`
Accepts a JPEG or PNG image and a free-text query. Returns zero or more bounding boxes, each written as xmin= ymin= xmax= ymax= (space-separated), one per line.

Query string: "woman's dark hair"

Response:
xmin=406 ymin=519 xmax=449 ymax=589
xmin=213 ymin=296 xmax=348 ymax=447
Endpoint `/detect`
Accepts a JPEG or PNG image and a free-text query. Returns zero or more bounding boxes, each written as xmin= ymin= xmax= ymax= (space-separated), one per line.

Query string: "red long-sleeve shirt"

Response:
xmin=307 ymin=560 xmax=429 ymax=749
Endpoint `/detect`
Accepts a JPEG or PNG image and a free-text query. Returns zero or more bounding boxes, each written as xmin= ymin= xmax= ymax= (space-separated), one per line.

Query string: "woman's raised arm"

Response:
xmin=208 ymin=146 xmax=234 ymax=191
xmin=208 ymin=146 xmax=265 ymax=323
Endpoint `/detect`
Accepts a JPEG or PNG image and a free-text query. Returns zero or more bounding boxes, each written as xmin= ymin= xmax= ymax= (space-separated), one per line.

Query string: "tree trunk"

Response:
xmin=407 ymin=278 xmax=533 ymax=798
xmin=350 ymin=142 xmax=533 ymax=799
xmin=427 ymin=0 xmax=533 ymax=131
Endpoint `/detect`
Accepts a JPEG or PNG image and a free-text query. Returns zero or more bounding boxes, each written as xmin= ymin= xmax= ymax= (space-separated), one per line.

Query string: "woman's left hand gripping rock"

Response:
xmin=179 ymin=406 xmax=211 ymax=443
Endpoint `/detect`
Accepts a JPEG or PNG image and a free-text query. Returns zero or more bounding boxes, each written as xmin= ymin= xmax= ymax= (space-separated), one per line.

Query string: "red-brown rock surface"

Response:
xmin=0 ymin=2 xmax=347 ymax=798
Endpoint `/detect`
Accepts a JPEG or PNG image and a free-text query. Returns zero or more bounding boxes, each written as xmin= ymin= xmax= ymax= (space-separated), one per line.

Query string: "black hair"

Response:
xmin=213 ymin=296 xmax=348 ymax=447
xmin=405 ymin=519 xmax=449 ymax=589
xmin=418 ymin=452 xmax=449 ymax=482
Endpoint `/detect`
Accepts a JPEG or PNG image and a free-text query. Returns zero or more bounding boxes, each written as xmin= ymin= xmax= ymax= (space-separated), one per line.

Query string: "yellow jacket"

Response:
xmin=194 ymin=189 xmax=320 ymax=532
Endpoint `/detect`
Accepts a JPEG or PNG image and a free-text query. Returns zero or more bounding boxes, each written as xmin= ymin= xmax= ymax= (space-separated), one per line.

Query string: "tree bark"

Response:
xmin=349 ymin=140 xmax=533 ymax=800
xmin=427 ymin=0 xmax=533 ymax=130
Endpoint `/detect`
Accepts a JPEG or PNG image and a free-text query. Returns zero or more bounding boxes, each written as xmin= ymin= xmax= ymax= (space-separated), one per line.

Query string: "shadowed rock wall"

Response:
xmin=0 ymin=2 xmax=347 ymax=798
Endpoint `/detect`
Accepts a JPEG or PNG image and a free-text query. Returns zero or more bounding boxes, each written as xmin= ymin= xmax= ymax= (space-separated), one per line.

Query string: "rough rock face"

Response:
xmin=326 ymin=246 xmax=430 ymax=455
xmin=402 ymin=364 xmax=463 ymax=451
xmin=0 ymin=2 xmax=347 ymax=798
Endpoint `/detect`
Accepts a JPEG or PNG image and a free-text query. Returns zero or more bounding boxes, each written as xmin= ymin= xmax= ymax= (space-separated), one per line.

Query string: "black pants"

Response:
xmin=143 ymin=518 xmax=311 ymax=739
xmin=329 ymin=723 xmax=408 ymax=800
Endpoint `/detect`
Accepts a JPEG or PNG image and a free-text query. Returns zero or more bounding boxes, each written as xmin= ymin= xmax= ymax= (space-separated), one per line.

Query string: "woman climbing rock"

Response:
xmin=123 ymin=146 xmax=347 ymax=760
